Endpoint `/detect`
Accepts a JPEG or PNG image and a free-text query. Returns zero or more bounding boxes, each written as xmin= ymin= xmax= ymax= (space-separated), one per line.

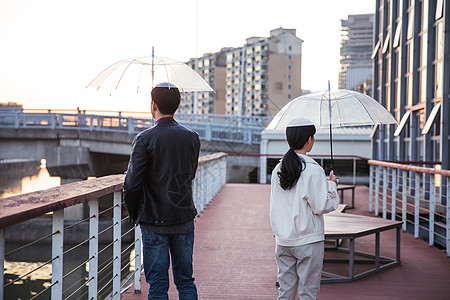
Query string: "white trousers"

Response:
xmin=275 ymin=241 xmax=324 ymax=300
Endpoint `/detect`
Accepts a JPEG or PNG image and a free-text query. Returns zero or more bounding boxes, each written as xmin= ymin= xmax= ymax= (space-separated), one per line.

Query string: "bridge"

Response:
xmin=1 ymin=153 xmax=450 ymax=299
xmin=0 ymin=110 xmax=270 ymax=179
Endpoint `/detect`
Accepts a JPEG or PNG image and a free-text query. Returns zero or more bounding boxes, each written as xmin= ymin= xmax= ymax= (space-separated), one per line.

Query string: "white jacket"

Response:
xmin=270 ymin=154 xmax=339 ymax=247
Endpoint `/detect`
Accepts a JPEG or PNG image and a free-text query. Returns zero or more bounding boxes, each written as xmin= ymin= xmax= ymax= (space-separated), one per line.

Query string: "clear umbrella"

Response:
xmin=86 ymin=48 xmax=213 ymax=94
xmin=266 ymin=83 xmax=398 ymax=171
xmin=267 ymin=87 xmax=397 ymax=130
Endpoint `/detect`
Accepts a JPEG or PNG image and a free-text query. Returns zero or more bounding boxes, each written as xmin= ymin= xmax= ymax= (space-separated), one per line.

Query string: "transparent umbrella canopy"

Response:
xmin=266 ymin=87 xmax=398 ymax=172
xmin=86 ymin=53 xmax=214 ymax=94
xmin=267 ymin=89 xmax=398 ymax=131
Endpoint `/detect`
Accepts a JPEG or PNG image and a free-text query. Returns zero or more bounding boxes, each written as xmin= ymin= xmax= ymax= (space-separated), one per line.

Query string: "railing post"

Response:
xmin=447 ymin=179 xmax=450 ymax=257
xmin=375 ymin=166 xmax=380 ymax=216
xmin=429 ymin=175 xmax=435 ymax=246
xmin=391 ymin=168 xmax=397 ymax=221
xmin=0 ymin=227 xmax=4 ymax=300
xmin=414 ymin=173 xmax=420 ymax=239
xmin=128 ymin=117 xmax=134 ymax=134
xmin=89 ymin=199 xmax=99 ymax=300
xmin=134 ymin=225 xmax=142 ymax=294
xmin=193 ymin=172 xmax=200 ymax=213
xmin=369 ymin=165 xmax=373 ymax=212
xmin=205 ymin=124 xmax=212 ymax=141
xmin=14 ymin=112 xmax=19 ymax=128
xmin=112 ymin=191 xmax=122 ymax=299
xmin=383 ymin=167 xmax=387 ymax=219
xmin=222 ymin=156 xmax=227 ymax=186
xmin=260 ymin=140 xmax=268 ymax=184
xmin=402 ymin=170 xmax=407 ymax=232
xmin=51 ymin=209 xmax=64 ymax=300
xmin=353 ymin=158 xmax=356 ymax=185
xmin=201 ymin=166 xmax=206 ymax=210
xmin=51 ymin=113 xmax=56 ymax=129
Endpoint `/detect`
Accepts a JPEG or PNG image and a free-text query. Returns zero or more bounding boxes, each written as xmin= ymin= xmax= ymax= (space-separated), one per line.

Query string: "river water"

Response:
xmin=1 ymin=161 xmax=134 ymax=299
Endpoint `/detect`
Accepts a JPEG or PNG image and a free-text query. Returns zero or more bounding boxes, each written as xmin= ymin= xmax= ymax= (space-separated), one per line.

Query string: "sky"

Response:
xmin=0 ymin=0 xmax=375 ymax=113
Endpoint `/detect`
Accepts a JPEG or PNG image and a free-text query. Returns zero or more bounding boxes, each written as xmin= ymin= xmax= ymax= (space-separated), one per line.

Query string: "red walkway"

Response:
xmin=123 ymin=184 xmax=450 ymax=300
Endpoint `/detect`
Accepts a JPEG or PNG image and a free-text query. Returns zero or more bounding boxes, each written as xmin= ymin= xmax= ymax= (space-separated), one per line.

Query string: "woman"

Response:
xmin=270 ymin=120 xmax=339 ymax=300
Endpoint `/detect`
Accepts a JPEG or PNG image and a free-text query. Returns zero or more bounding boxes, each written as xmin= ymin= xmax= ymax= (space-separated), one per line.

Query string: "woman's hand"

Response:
xmin=328 ymin=172 xmax=339 ymax=186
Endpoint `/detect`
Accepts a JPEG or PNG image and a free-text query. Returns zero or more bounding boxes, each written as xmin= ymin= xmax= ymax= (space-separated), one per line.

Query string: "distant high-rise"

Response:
xmin=338 ymin=14 xmax=374 ymax=92
xmin=180 ymin=28 xmax=303 ymax=117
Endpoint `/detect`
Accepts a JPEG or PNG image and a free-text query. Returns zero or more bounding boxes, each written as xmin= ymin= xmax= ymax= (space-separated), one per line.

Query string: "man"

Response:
xmin=124 ymin=82 xmax=200 ymax=300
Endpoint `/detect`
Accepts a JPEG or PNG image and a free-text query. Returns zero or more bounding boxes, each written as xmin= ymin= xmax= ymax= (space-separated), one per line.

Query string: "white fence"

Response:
xmin=368 ymin=160 xmax=450 ymax=257
xmin=0 ymin=153 xmax=227 ymax=299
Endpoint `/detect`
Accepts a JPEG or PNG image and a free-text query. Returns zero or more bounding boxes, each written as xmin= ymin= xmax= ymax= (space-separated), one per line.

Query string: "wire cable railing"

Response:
xmin=0 ymin=152 xmax=227 ymax=299
xmin=368 ymin=160 xmax=450 ymax=257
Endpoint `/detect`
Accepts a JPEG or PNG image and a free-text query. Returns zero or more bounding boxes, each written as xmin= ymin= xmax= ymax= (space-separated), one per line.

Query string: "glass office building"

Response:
xmin=372 ymin=0 xmax=450 ymax=171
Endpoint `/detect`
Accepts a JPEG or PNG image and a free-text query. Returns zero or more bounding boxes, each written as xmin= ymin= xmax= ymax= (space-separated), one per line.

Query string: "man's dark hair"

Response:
xmin=151 ymin=86 xmax=181 ymax=115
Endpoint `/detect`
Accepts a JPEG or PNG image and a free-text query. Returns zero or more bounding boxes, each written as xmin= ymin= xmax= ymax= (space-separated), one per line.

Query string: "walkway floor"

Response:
xmin=122 ymin=184 xmax=450 ymax=300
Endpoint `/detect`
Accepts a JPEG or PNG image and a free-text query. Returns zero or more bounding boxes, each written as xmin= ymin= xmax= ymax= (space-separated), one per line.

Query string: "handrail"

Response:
xmin=229 ymin=153 xmax=371 ymax=160
xmin=368 ymin=159 xmax=450 ymax=176
xmin=0 ymin=175 xmax=124 ymax=229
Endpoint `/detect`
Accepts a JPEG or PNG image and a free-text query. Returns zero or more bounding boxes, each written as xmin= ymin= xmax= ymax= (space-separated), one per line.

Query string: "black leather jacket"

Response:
xmin=123 ymin=118 xmax=200 ymax=225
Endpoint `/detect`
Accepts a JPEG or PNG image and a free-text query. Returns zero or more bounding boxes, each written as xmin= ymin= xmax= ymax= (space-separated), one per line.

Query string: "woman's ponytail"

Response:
xmin=277 ymin=147 xmax=305 ymax=190
xmin=276 ymin=123 xmax=315 ymax=190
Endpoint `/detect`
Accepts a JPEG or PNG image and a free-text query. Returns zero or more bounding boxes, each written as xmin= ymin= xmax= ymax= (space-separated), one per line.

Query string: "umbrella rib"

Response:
xmin=162 ymin=59 xmax=170 ymax=87
xmin=85 ymin=60 xmax=124 ymax=90
xmin=349 ymin=92 xmax=376 ymax=124
xmin=136 ymin=62 xmax=146 ymax=94
xmin=115 ymin=59 xmax=137 ymax=90
xmin=334 ymin=94 xmax=342 ymax=127
xmin=319 ymin=93 xmax=325 ymax=126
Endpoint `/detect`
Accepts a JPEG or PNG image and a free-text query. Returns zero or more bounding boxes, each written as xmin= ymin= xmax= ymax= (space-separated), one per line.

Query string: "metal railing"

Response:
xmin=0 ymin=152 xmax=227 ymax=300
xmin=258 ymin=154 xmax=370 ymax=185
xmin=0 ymin=111 xmax=270 ymax=145
xmin=368 ymin=160 xmax=450 ymax=257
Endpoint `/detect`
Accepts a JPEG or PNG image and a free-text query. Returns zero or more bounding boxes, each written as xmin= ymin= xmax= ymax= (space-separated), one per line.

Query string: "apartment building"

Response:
xmin=225 ymin=28 xmax=303 ymax=117
xmin=338 ymin=14 xmax=374 ymax=91
xmin=179 ymin=48 xmax=230 ymax=114
xmin=372 ymin=0 xmax=450 ymax=171
xmin=180 ymin=28 xmax=303 ymax=117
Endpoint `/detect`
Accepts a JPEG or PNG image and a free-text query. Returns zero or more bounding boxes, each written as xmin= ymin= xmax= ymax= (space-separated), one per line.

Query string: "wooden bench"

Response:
xmin=322 ymin=210 xmax=402 ymax=283
xmin=327 ymin=203 xmax=347 ymax=215
xmin=337 ymin=184 xmax=356 ymax=209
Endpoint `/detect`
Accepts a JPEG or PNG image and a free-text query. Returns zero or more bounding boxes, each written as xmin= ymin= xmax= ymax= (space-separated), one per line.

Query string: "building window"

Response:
xmin=288 ymin=65 xmax=292 ymax=70
xmin=289 ymin=45 xmax=292 ymax=51
xmin=288 ymin=55 xmax=292 ymax=61
xmin=288 ymin=84 xmax=291 ymax=90
xmin=288 ymin=94 xmax=291 ymax=100
xmin=288 ymin=75 xmax=292 ymax=81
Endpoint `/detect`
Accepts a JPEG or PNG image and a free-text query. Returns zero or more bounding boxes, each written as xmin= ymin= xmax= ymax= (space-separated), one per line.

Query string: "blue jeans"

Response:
xmin=141 ymin=228 xmax=198 ymax=300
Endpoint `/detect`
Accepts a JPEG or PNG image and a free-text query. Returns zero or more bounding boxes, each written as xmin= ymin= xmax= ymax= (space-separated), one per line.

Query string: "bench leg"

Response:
xmin=352 ymin=188 xmax=355 ymax=208
xmin=396 ymin=227 xmax=401 ymax=263
xmin=375 ymin=232 xmax=380 ymax=269
xmin=349 ymin=238 xmax=355 ymax=279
